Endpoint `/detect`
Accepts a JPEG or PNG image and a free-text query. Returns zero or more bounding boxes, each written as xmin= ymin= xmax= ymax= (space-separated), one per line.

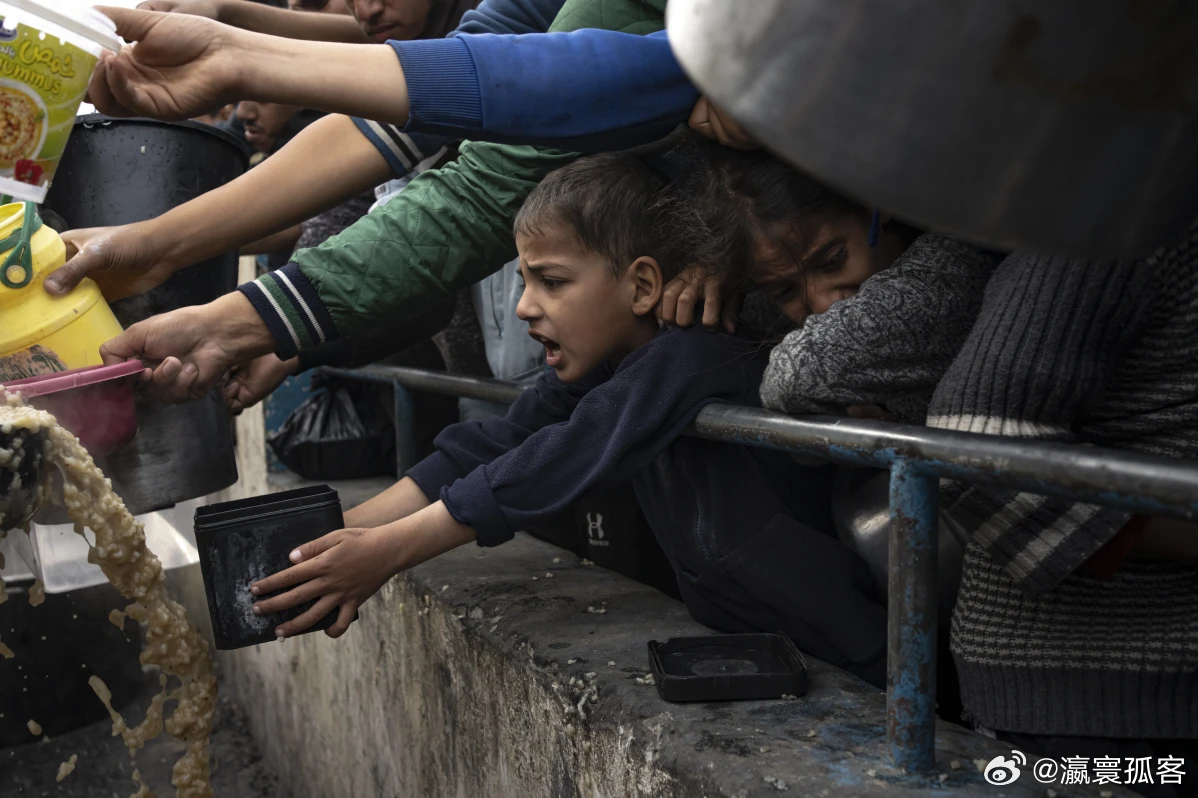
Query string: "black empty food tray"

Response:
xmin=647 ymin=633 xmax=808 ymax=702
xmin=195 ymin=485 xmax=357 ymax=649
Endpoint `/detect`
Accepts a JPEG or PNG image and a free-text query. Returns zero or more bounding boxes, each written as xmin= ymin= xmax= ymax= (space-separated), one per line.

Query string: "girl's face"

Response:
xmin=750 ymin=214 xmax=904 ymax=324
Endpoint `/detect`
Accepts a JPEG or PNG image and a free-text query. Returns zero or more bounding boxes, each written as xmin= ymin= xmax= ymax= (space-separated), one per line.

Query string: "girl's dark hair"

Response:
xmin=658 ymin=134 xmax=869 ymax=286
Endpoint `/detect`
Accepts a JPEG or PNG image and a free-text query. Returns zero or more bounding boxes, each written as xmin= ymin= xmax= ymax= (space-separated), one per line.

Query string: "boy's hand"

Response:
xmin=250 ymin=526 xmax=402 ymax=639
xmin=250 ymin=502 xmax=476 ymax=639
xmin=91 ymin=7 xmax=244 ymax=121
xmin=659 ymin=265 xmax=741 ymax=332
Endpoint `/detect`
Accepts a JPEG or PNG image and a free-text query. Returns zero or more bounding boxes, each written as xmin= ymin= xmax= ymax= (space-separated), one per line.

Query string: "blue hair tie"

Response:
xmin=868 ymin=208 xmax=881 ymax=249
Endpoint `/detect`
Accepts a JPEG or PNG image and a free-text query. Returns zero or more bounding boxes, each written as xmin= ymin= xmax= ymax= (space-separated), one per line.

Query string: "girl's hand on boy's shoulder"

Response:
xmin=659 ymin=266 xmax=741 ymax=333
xmin=250 ymin=525 xmax=407 ymax=639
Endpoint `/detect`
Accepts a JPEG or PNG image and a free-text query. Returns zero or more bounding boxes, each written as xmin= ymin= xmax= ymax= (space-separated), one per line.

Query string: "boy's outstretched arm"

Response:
xmin=342 ymin=476 xmax=431 ymax=530
xmin=249 ymin=501 xmax=476 ymax=638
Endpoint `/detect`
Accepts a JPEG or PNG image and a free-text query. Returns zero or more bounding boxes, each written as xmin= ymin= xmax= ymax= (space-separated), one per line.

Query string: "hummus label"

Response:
xmin=0 ymin=19 xmax=97 ymax=200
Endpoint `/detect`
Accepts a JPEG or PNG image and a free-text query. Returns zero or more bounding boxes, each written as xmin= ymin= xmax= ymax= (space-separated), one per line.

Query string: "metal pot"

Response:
xmin=667 ymin=0 xmax=1198 ymax=258
xmin=831 ymin=469 xmax=964 ymax=626
xmin=41 ymin=116 xmax=250 ymax=513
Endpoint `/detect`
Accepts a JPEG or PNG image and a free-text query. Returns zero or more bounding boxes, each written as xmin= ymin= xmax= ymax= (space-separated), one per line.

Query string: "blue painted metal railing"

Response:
xmin=320 ymin=365 xmax=1198 ymax=772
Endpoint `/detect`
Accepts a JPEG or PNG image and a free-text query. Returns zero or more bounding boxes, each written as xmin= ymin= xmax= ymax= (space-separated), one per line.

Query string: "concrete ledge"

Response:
xmin=217 ymin=530 xmax=1141 ymax=798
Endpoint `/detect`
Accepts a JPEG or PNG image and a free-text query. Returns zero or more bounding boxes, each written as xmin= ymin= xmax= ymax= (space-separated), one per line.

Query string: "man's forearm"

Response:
xmin=217 ymin=0 xmax=370 ymax=42
xmin=235 ymin=33 xmax=410 ymax=124
xmin=147 ymin=114 xmax=391 ymax=272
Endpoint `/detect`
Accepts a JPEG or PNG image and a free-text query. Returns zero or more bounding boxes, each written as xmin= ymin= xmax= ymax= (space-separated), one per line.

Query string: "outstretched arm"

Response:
xmin=138 ymin=0 xmax=371 ymax=42
xmin=49 ymin=114 xmax=392 ymax=298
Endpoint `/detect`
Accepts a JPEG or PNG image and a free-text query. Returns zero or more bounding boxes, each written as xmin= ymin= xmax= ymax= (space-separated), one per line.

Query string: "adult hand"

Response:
xmin=90 ymin=6 xmax=244 ymax=121
xmin=224 ymin=355 xmax=299 ymax=415
xmin=100 ymin=292 xmax=276 ymax=402
xmin=689 ymin=96 xmax=759 ymax=151
xmin=136 ymin=0 xmax=222 ymax=19
xmin=47 ymin=224 xmax=173 ymax=300
xmin=658 ymin=265 xmax=741 ymax=332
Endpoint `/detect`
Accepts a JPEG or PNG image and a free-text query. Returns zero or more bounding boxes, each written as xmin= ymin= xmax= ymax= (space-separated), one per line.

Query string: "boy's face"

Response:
xmin=346 ymin=0 xmax=433 ymax=43
xmin=515 ymin=228 xmax=658 ymax=383
xmin=750 ymin=214 xmax=900 ymax=324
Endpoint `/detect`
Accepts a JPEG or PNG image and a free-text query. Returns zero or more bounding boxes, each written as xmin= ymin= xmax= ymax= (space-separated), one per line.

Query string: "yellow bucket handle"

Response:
xmin=0 ymin=201 xmax=45 ymax=290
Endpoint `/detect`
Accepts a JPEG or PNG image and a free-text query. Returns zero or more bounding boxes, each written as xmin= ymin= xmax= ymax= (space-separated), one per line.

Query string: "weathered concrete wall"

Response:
xmin=215 ymin=533 xmax=1141 ymax=798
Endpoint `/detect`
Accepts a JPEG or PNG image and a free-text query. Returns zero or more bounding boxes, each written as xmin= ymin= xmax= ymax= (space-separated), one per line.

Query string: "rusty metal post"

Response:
xmin=886 ymin=458 xmax=939 ymax=771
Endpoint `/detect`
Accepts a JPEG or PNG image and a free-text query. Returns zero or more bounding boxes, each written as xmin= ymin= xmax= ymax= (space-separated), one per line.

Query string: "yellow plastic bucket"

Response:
xmin=0 ymin=201 xmax=122 ymax=381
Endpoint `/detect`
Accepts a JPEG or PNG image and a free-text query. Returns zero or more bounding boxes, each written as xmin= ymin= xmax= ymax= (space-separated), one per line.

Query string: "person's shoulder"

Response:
xmin=890 ymin=233 xmax=1001 ymax=277
xmin=630 ymin=325 xmax=766 ymax=374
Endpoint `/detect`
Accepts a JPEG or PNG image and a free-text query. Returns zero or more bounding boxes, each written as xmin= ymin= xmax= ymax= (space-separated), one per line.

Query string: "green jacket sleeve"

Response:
xmin=236 ymin=0 xmax=666 ymax=358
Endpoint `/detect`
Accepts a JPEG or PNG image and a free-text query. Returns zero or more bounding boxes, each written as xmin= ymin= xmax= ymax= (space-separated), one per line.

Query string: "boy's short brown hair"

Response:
xmin=514 ymin=153 xmax=676 ymax=280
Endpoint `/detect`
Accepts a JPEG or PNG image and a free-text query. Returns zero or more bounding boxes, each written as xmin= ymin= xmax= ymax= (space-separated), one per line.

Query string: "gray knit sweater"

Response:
xmin=929 ymin=220 xmax=1198 ymax=738
xmin=759 ymin=234 xmax=998 ymax=423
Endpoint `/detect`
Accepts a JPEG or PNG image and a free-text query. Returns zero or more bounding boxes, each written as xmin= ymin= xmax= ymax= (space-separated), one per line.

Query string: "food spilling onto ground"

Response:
xmin=56 ymin=752 xmax=79 ymax=782
xmin=0 ymin=391 xmax=218 ymax=798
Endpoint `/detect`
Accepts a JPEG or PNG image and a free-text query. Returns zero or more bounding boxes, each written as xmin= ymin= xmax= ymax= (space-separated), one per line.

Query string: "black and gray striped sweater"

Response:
xmin=928 ymin=221 xmax=1198 ymax=738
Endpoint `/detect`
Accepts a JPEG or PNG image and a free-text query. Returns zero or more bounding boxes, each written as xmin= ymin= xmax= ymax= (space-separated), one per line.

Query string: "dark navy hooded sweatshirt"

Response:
xmin=406 ymin=325 xmax=887 ymax=686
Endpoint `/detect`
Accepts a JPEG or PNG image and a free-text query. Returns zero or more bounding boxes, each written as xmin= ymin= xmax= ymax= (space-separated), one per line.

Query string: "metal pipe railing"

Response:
xmin=322 ymin=365 xmax=1198 ymax=771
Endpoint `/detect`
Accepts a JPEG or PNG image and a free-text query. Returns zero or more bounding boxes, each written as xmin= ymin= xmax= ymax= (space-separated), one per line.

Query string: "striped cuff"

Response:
xmin=352 ymin=116 xmax=430 ymax=177
xmin=238 ymin=263 xmax=339 ymax=360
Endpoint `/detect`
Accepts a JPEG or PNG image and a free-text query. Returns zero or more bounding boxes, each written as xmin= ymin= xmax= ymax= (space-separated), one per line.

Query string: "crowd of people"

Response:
xmin=51 ymin=0 xmax=1198 ymax=790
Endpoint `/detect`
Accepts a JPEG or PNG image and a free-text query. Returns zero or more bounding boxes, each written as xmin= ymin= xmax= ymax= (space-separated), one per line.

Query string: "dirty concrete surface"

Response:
xmin=2 ymin=672 xmax=287 ymax=798
xmin=220 ymin=531 xmax=1144 ymax=798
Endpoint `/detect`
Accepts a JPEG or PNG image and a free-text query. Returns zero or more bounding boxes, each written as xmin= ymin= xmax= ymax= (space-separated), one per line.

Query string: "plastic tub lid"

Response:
xmin=1 ymin=360 xmax=144 ymax=398
xmin=0 ymin=0 xmax=122 ymax=54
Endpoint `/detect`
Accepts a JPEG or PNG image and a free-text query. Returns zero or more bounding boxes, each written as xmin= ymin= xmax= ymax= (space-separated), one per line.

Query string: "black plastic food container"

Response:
xmin=647 ymin=633 xmax=808 ymax=702
xmin=195 ymin=486 xmax=353 ymax=649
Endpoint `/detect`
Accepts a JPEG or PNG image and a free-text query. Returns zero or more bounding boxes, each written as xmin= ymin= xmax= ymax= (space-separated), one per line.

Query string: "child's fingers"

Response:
xmin=660 ymin=279 xmax=684 ymax=326
xmin=674 ymin=282 xmax=700 ymax=328
xmin=275 ymin=596 xmax=339 ymax=639
xmin=722 ymin=293 xmax=744 ymax=334
xmin=252 ymin=577 xmax=330 ymax=615
xmin=701 ymin=278 xmax=722 ymax=328
xmin=251 ymin=556 xmax=328 ymax=595
xmin=325 ymin=603 xmax=358 ymax=639
xmin=289 ymin=530 xmax=346 ymax=564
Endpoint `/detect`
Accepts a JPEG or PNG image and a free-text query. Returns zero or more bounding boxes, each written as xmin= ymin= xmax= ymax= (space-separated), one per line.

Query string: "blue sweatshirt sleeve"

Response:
xmin=431 ymin=328 xmax=761 ymax=547
xmin=350 ymin=0 xmax=564 ymax=175
xmin=392 ymin=30 xmax=697 ymax=153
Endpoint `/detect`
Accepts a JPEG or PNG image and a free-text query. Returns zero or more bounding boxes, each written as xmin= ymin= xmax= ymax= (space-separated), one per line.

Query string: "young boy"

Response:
xmin=249 ymin=152 xmax=889 ymax=687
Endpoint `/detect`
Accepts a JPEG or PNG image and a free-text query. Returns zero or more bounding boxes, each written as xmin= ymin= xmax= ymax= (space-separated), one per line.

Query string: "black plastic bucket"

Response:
xmin=40 ymin=116 xmax=251 ymax=514
xmin=42 ymin=115 xmax=251 ymax=326
xmin=195 ymin=486 xmax=355 ymax=649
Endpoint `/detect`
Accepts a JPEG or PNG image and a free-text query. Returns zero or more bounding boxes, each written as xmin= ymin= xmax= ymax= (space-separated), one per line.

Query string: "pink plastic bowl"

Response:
xmin=2 ymin=361 xmax=144 ymax=455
